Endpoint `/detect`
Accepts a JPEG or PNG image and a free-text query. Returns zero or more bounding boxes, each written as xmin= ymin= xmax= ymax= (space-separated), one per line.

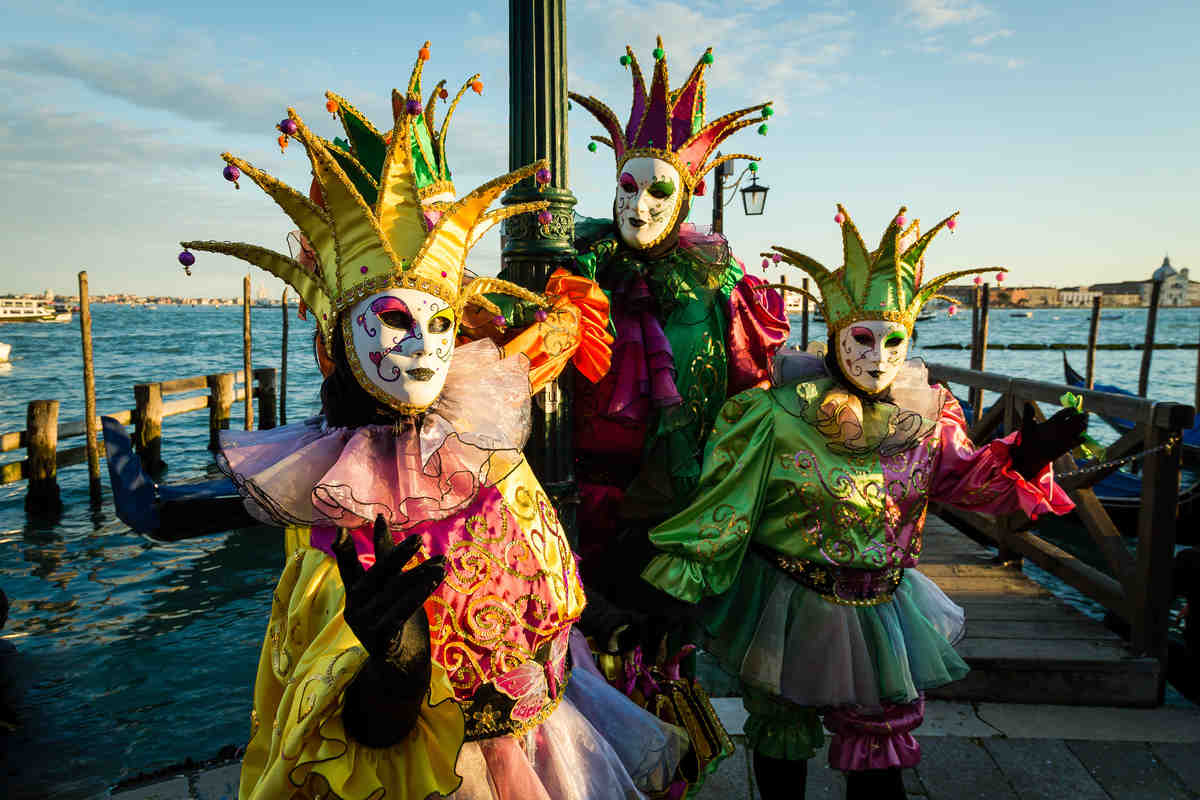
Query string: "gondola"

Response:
xmin=101 ymin=416 xmax=256 ymax=541
xmin=1062 ymin=353 xmax=1200 ymax=465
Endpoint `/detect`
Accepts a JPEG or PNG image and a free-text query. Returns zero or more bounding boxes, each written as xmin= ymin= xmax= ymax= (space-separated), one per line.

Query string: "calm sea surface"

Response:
xmin=0 ymin=303 xmax=1197 ymax=797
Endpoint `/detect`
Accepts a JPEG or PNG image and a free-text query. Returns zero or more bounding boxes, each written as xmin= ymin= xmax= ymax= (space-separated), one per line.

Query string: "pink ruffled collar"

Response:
xmin=217 ymin=339 xmax=533 ymax=530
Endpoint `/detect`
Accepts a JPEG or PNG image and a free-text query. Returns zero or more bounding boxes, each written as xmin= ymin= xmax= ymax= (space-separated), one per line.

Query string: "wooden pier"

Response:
xmin=926 ymin=361 xmax=1194 ymax=707
xmin=921 ymin=515 xmax=1160 ymax=707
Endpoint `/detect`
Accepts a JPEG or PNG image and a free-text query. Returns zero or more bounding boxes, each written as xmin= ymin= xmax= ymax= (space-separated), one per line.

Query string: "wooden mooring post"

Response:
xmin=133 ymin=382 xmax=165 ymax=475
xmin=254 ymin=368 xmax=277 ymax=430
xmin=243 ymin=276 xmax=253 ymax=431
xmin=25 ymin=400 xmax=62 ymax=514
xmin=1138 ymin=278 xmax=1163 ymax=397
xmin=280 ymin=289 xmax=289 ymax=426
xmin=1085 ymin=294 xmax=1102 ymax=390
xmin=1195 ymin=321 xmax=1200 ymax=414
xmin=78 ymin=270 xmax=102 ymax=504
xmin=207 ymin=372 xmax=235 ymax=451
xmin=968 ymin=283 xmax=991 ymax=425
xmin=801 ymin=277 xmax=810 ymax=350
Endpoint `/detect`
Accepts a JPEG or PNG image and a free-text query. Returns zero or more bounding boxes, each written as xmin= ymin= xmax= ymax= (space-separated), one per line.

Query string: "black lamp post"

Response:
xmin=711 ymin=153 xmax=770 ymax=233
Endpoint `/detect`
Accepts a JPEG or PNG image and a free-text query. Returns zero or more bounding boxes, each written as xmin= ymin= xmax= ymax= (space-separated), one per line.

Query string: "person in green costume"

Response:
xmin=560 ymin=36 xmax=789 ymax=616
xmin=642 ymin=205 xmax=1087 ymax=799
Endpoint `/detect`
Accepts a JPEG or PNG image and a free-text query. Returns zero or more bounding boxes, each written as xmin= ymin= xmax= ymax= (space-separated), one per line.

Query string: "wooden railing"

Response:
xmin=928 ymin=362 xmax=1194 ymax=692
xmin=0 ymin=368 xmax=277 ymax=507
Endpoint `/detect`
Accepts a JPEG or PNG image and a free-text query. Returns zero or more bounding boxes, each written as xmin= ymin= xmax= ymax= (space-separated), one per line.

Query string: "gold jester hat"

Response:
xmin=764 ymin=205 xmax=1005 ymax=335
xmin=182 ymin=87 xmax=551 ymax=411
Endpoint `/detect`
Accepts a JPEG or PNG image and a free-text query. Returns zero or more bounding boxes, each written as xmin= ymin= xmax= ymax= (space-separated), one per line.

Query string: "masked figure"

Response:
xmin=564 ymin=36 xmax=789 ymax=602
xmin=181 ymin=43 xmax=686 ymax=800
xmin=641 ymin=206 xmax=1086 ymax=799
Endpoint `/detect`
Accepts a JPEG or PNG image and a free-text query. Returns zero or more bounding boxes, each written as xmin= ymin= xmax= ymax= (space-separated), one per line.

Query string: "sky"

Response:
xmin=1 ymin=0 xmax=1197 ymax=299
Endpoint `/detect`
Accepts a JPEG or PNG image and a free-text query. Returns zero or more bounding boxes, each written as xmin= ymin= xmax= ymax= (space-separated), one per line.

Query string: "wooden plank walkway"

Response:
xmin=921 ymin=513 xmax=1161 ymax=707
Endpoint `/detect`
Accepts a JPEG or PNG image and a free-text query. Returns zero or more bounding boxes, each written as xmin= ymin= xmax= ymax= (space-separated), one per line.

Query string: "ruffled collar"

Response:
xmin=217 ymin=339 xmax=533 ymax=530
xmin=774 ymin=352 xmax=948 ymax=457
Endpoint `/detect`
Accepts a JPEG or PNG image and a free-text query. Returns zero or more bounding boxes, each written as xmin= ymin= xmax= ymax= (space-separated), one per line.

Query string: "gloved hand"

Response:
xmin=333 ymin=514 xmax=446 ymax=748
xmin=1008 ymin=403 xmax=1088 ymax=481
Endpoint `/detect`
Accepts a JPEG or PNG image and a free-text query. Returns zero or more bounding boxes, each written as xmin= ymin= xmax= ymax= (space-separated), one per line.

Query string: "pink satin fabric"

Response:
xmin=929 ymin=398 xmax=1075 ymax=520
xmin=825 ymin=697 xmax=924 ymax=771
xmin=310 ymin=486 xmax=580 ymax=699
xmin=725 ymin=274 xmax=789 ymax=395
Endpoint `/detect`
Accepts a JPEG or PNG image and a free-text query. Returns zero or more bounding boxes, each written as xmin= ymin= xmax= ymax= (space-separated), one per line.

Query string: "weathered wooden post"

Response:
xmin=243 ymin=276 xmax=254 ymax=430
xmin=1138 ymin=279 xmax=1162 ymax=397
xmin=133 ymin=382 xmax=165 ymax=475
xmin=25 ymin=400 xmax=62 ymax=513
xmin=969 ymin=283 xmax=991 ymax=425
xmin=280 ymin=289 xmax=289 ymax=426
xmin=971 ymin=283 xmax=981 ymax=359
xmin=77 ymin=270 xmax=102 ymax=504
xmin=255 ymin=367 xmax=278 ymax=430
xmin=801 ymin=277 xmax=810 ymax=350
xmin=995 ymin=389 xmax=1022 ymax=566
xmin=502 ymin=0 xmax=578 ymax=543
xmin=1195 ymin=322 xmax=1199 ymax=414
xmin=1085 ymin=294 xmax=1102 ymax=390
xmin=1132 ymin=403 xmax=1190 ymax=701
xmin=207 ymin=372 xmax=235 ymax=451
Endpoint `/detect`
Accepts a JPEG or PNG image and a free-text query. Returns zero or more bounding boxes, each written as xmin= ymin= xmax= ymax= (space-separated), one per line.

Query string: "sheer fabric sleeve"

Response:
xmin=642 ymin=389 xmax=776 ymax=603
xmin=725 ymin=274 xmax=789 ymax=395
xmin=929 ymin=395 xmax=1074 ymax=520
xmin=240 ymin=536 xmax=464 ymax=800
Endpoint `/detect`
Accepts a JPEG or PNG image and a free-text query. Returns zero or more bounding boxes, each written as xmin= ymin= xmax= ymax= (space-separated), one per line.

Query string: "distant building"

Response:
xmin=1092 ymin=256 xmax=1199 ymax=306
xmin=1058 ymin=286 xmax=1101 ymax=307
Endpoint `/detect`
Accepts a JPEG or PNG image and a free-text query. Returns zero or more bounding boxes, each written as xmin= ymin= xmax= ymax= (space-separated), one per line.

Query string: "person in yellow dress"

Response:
xmin=181 ymin=42 xmax=687 ymax=800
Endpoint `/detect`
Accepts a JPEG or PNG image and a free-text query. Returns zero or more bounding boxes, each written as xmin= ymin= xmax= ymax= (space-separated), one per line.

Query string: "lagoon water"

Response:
xmin=0 ymin=303 xmax=1197 ymax=797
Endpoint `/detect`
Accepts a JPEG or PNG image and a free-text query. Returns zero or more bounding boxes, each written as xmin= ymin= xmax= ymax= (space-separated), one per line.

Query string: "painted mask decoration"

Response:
xmin=344 ymin=288 xmax=457 ymax=414
xmin=835 ymin=320 xmax=910 ymax=395
xmin=614 ymin=156 xmax=684 ymax=250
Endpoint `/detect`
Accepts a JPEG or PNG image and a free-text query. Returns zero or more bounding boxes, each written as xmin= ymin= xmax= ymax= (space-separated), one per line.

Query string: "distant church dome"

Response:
xmin=1153 ymin=255 xmax=1176 ymax=282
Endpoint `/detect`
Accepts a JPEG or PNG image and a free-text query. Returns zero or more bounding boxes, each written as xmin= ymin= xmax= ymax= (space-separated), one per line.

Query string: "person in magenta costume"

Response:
xmin=562 ymin=37 xmax=789 ymax=606
xmin=179 ymin=43 xmax=689 ymax=800
xmin=641 ymin=205 xmax=1088 ymax=799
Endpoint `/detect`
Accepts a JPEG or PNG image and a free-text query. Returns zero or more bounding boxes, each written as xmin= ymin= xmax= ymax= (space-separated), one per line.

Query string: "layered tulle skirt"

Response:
xmin=450 ymin=632 xmax=689 ymax=800
xmin=701 ymin=551 xmax=969 ymax=711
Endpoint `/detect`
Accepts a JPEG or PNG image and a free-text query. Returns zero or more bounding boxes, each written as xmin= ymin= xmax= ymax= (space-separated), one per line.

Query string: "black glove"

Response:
xmin=1008 ymin=404 xmax=1087 ymax=481
xmin=333 ymin=514 xmax=445 ymax=748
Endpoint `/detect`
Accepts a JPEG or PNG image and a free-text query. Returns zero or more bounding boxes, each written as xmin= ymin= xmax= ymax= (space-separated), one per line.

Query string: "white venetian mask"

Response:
xmin=344 ymin=288 xmax=456 ymax=413
xmin=614 ymin=156 xmax=684 ymax=250
xmin=835 ymin=320 xmax=910 ymax=395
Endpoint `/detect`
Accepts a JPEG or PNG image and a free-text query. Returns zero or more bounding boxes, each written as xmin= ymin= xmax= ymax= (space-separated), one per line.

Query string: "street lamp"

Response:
xmin=711 ymin=153 xmax=770 ymax=233
xmin=740 ymin=171 xmax=769 ymax=216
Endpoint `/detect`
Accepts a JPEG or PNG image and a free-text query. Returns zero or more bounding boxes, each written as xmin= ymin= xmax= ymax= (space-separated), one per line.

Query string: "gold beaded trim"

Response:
xmin=758 ymin=546 xmax=902 ymax=607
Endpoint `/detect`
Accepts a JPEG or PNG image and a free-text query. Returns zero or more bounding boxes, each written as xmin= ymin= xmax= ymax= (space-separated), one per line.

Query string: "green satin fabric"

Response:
xmin=576 ymin=220 xmax=744 ymax=516
xmin=643 ymin=382 xmax=916 ymax=603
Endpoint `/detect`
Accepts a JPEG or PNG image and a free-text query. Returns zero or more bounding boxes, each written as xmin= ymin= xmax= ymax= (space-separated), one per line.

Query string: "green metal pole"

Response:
xmin=503 ymin=0 xmax=578 ymax=543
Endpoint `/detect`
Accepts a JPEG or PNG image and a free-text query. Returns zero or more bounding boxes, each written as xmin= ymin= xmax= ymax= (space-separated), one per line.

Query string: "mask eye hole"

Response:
xmin=647 ymin=179 xmax=675 ymax=200
xmin=850 ymin=326 xmax=875 ymax=347
xmin=884 ymin=332 xmax=906 ymax=348
xmin=427 ymin=315 xmax=453 ymax=334
xmin=377 ymin=309 xmax=414 ymax=330
xmin=619 ymin=173 xmax=638 ymax=193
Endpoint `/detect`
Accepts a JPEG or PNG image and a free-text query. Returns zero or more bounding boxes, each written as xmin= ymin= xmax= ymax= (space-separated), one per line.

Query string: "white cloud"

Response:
xmin=903 ymin=0 xmax=990 ymax=31
xmin=970 ymin=28 xmax=1014 ymax=46
xmin=568 ymin=0 xmax=856 ymax=115
xmin=0 ymin=44 xmax=296 ymax=135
